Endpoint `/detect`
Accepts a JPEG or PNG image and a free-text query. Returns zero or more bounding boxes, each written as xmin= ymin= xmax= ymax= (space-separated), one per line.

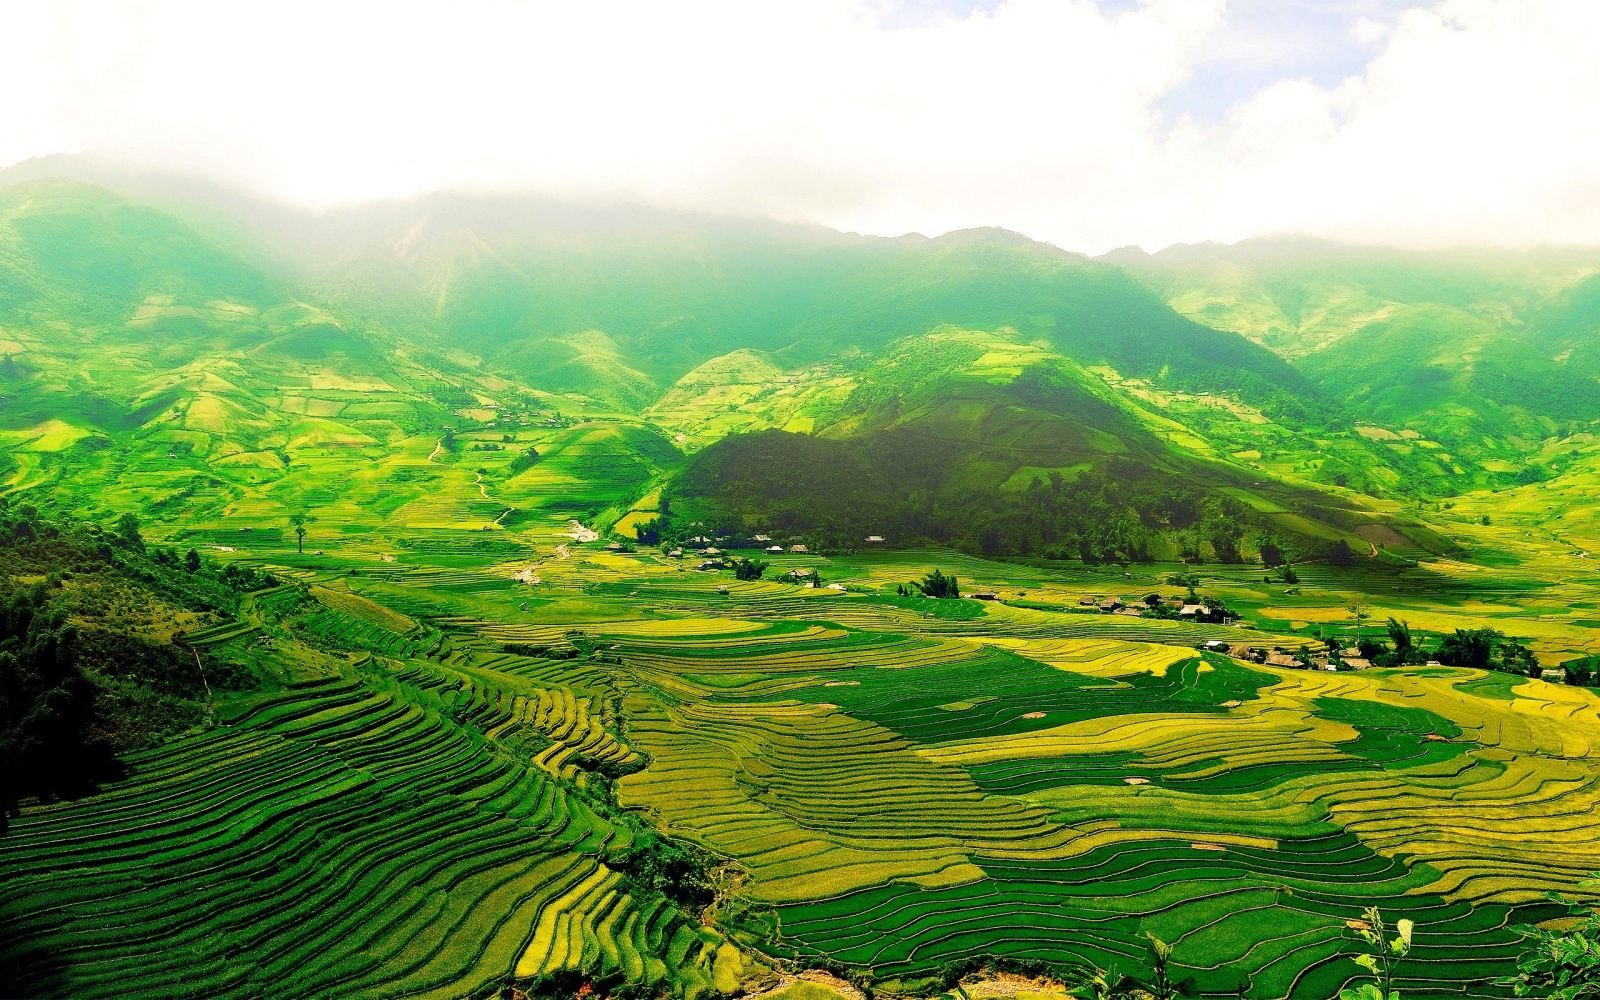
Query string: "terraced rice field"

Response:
xmin=5 ymin=541 xmax=1600 ymax=997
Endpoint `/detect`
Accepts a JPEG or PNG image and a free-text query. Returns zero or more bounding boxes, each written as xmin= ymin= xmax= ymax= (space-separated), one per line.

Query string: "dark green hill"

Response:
xmin=670 ymin=353 xmax=1446 ymax=563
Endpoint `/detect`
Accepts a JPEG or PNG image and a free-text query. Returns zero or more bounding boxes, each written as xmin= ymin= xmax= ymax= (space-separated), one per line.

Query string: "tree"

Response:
xmin=916 ymin=569 xmax=960 ymax=599
xmin=114 ymin=512 xmax=144 ymax=552
xmin=1385 ymin=618 xmax=1414 ymax=664
xmin=1 ymin=584 xmax=120 ymax=830
xmin=1564 ymin=657 xmax=1598 ymax=687
xmin=1166 ymin=572 xmax=1200 ymax=600
xmin=508 ymin=447 xmax=541 ymax=474
xmin=289 ymin=511 xmax=316 ymax=555
xmin=1210 ymin=528 xmax=1243 ymax=564
xmin=1259 ymin=537 xmax=1286 ymax=568
xmin=1435 ymin=628 xmax=1497 ymax=670
xmin=1499 ymin=637 xmax=1539 ymax=677
xmin=1347 ymin=602 xmax=1371 ymax=642
xmin=732 ymin=558 xmax=768 ymax=581
xmin=1282 ymin=565 xmax=1300 ymax=585
xmin=184 ymin=548 xmax=202 ymax=574
xmin=1327 ymin=539 xmax=1357 ymax=567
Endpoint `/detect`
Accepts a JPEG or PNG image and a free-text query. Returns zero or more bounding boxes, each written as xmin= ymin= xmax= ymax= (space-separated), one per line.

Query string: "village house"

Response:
xmin=864 ymin=535 xmax=886 ymax=543
xmin=766 ymin=545 xmax=785 ymax=553
xmin=971 ymin=590 xmax=999 ymax=601
xmin=788 ymin=544 xmax=809 ymax=554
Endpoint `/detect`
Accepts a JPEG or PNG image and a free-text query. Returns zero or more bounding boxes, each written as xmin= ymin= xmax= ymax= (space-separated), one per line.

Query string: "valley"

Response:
xmin=3 ymin=171 xmax=1600 ymax=998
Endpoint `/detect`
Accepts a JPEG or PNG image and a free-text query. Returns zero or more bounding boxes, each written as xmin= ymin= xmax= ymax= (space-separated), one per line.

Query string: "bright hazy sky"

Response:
xmin=3 ymin=0 xmax=1598 ymax=253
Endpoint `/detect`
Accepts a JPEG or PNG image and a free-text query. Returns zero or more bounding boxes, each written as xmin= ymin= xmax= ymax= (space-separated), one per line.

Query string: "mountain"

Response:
xmin=0 ymin=166 xmax=1543 ymax=565
xmin=1108 ymin=237 xmax=1600 ymax=477
xmin=667 ymin=327 xmax=1451 ymax=562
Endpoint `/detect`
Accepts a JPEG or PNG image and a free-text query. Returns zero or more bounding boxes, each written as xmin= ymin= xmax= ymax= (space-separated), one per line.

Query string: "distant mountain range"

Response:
xmin=2 ymin=158 xmax=1596 ymax=563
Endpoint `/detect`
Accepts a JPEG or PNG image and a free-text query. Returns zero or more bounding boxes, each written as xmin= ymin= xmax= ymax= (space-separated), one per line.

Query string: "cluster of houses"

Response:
xmin=1222 ymin=643 xmax=1371 ymax=671
xmin=1077 ymin=595 xmax=1237 ymax=624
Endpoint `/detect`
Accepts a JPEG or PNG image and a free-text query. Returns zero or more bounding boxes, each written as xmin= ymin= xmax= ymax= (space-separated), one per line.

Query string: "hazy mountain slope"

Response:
xmin=1 ymin=163 xmax=1324 ymax=423
xmin=1528 ymin=269 xmax=1600 ymax=375
xmin=1108 ymin=237 xmax=1600 ymax=476
xmin=303 ymin=205 xmax=1327 ymax=424
xmin=1105 ymin=236 xmax=1598 ymax=357
xmin=1298 ymin=305 xmax=1600 ymax=452
xmin=0 ymin=181 xmax=284 ymax=335
xmin=0 ymin=171 xmax=1504 ymax=555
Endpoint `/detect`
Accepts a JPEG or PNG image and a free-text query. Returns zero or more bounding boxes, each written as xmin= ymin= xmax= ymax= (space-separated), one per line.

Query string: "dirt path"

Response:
xmin=743 ymin=971 xmax=867 ymax=1000
xmin=427 ymin=436 xmax=444 ymax=462
xmin=473 ymin=470 xmax=515 ymax=525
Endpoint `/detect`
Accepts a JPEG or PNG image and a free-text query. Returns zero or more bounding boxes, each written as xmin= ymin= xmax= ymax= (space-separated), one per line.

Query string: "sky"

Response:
xmin=2 ymin=0 xmax=1598 ymax=253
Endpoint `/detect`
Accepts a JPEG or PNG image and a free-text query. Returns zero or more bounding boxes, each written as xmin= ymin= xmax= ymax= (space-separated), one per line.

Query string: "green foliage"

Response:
xmin=289 ymin=510 xmax=315 ymax=554
xmin=0 ymin=580 xmax=118 ymax=829
xmin=607 ymin=827 xmax=716 ymax=911
xmin=915 ymin=568 xmax=960 ymax=599
xmin=1501 ymin=880 xmax=1600 ymax=999
xmin=1341 ymin=905 xmax=1413 ymax=1000
xmin=731 ymin=558 xmax=767 ymax=581
xmin=507 ymin=446 xmax=541 ymax=474
xmin=1258 ymin=536 xmax=1285 ymax=567
xmin=1166 ymin=572 xmax=1200 ymax=598
xmin=0 ymin=509 xmax=276 ymax=829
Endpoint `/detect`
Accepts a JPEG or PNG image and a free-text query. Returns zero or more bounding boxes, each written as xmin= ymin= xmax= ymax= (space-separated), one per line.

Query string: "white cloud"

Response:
xmin=0 ymin=0 xmax=1596 ymax=252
